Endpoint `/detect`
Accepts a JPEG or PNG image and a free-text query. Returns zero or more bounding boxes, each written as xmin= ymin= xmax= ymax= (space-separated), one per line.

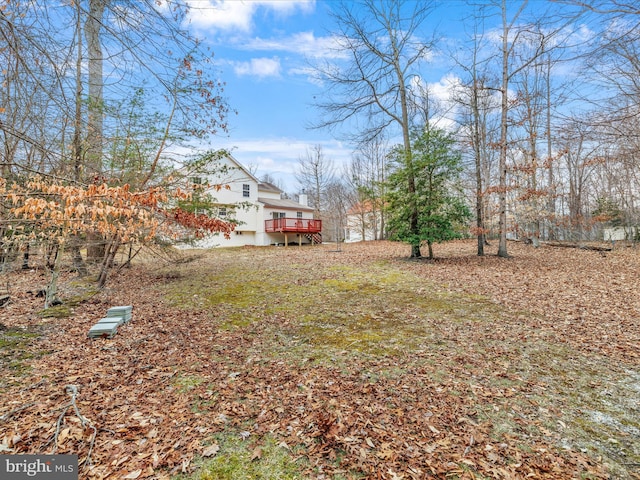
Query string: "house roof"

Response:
xmin=347 ymin=200 xmax=386 ymax=215
xmin=225 ymin=154 xmax=261 ymax=183
xmin=258 ymin=197 xmax=314 ymax=211
xmin=258 ymin=182 xmax=282 ymax=194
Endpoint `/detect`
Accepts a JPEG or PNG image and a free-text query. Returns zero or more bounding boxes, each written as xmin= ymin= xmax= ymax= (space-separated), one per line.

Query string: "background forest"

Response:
xmin=1 ymin=0 xmax=640 ymax=277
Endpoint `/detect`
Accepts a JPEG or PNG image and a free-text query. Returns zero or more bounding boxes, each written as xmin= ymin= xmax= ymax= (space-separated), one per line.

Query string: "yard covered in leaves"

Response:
xmin=0 ymin=240 xmax=639 ymax=479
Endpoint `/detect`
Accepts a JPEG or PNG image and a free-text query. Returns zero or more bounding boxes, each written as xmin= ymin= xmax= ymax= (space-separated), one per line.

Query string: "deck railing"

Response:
xmin=264 ymin=218 xmax=322 ymax=233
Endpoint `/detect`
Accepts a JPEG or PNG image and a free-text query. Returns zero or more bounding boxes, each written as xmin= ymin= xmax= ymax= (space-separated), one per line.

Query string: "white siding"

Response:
xmin=181 ymin=155 xmax=318 ymax=248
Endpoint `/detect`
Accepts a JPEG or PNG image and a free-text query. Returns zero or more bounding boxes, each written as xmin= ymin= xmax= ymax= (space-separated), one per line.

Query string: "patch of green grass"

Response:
xmin=64 ymin=282 xmax=100 ymax=307
xmin=177 ymin=434 xmax=305 ymax=480
xmin=38 ymin=304 xmax=73 ymax=318
xmin=162 ymin=260 xmax=507 ymax=360
xmin=173 ymin=374 xmax=205 ymax=393
xmin=0 ymin=328 xmax=42 ymax=379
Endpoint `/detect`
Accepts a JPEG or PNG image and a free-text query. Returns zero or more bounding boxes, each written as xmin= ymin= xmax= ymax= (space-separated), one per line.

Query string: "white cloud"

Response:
xmin=243 ymin=31 xmax=349 ymax=59
xmin=232 ymin=57 xmax=282 ymax=78
xmin=185 ymin=0 xmax=255 ymax=31
xmin=428 ymin=73 xmax=461 ymax=104
xmin=185 ymin=0 xmax=315 ymax=32
xmin=207 ymin=136 xmax=352 ymax=191
xmin=408 ymin=73 xmax=462 ymax=131
xmin=265 ymin=0 xmax=315 ymax=16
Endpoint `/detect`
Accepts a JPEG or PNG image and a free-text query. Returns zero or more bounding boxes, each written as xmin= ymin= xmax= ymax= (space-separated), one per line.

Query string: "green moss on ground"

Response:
xmin=0 ymin=327 xmax=43 ymax=381
xmin=161 ymin=254 xmax=639 ymax=478
xmin=177 ymin=434 xmax=306 ymax=480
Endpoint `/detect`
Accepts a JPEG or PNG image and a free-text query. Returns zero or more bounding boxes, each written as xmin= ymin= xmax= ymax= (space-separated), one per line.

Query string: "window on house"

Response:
xmin=296 ymin=212 xmax=303 ymax=218
xmin=243 ymin=184 xmax=250 ymax=197
xmin=190 ymin=177 xmax=204 ymax=192
xmin=218 ymin=207 xmax=227 ymax=217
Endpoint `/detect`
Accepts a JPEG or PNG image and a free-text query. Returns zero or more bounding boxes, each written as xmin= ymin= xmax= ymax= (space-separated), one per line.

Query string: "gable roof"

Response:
xmin=347 ymin=200 xmax=386 ymax=215
xmin=258 ymin=197 xmax=314 ymax=211
xmin=258 ymin=182 xmax=282 ymax=194
xmin=224 ymin=154 xmax=261 ymax=183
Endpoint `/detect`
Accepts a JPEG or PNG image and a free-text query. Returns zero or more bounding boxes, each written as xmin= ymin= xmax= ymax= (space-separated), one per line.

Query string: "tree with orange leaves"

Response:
xmin=1 ymin=174 xmax=235 ymax=304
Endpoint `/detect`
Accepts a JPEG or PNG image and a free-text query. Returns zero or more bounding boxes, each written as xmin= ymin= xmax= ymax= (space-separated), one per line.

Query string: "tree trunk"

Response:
xmin=70 ymin=235 xmax=88 ymax=276
xmin=85 ymin=0 xmax=105 ymax=176
xmin=472 ymin=78 xmax=485 ymax=256
xmin=545 ymin=53 xmax=556 ymax=241
xmin=44 ymin=243 xmax=62 ymax=309
xmin=86 ymin=231 xmax=106 ymax=264
xmin=84 ymin=0 xmax=107 ymax=261
xmin=97 ymin=237 xmax=120 ymax=289
xmin=497 ymin=0 xmax=510 ymax=258
xmin=21 ymin=244 xmax=30 ymax=270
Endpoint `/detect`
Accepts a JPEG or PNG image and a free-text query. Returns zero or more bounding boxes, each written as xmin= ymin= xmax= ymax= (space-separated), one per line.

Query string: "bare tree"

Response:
xmin=1 ymin=0 xmax=232 ymax=182
xmin=296 ymin=145 xmax=336 ymax=218
xmin=0 ymin=3 xmax=74 ymax=177
xmin=312 ymin=0 xmax=438 ymax=257
xmin=555 ymin=121 xmax=600 ymax=239
xmin=0 ymin=0 xmax=233 ymax=277
xmin=325 ymin=180 xmax=351 ymax=245
xmin=452 ymin=7 xmax=501 ymax=256
xmin=496 ymin=0 xmax=526 ymax=257
xmin=492 ymin=0 xmax=574 ymax=256
xmin=346 ymin=137 xmax=389 ymax=241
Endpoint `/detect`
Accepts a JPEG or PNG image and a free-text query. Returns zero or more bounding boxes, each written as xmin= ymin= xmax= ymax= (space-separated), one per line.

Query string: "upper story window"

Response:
xmin=297 ymin=212 xmax=303 ymax=218
xmin=218 ymin=207 xmax=227 ymax=217
xmin=243 ymin=184 xmax=250 ymax=197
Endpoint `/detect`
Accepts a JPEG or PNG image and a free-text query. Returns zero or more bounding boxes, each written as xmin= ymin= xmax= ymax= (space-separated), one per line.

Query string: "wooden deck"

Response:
xmin=264 ymin=218 xmax=322 ymax=234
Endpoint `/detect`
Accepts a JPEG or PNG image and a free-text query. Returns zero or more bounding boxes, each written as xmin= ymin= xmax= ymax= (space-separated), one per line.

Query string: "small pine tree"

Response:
xmin=386 ymin=126 xmax=471 ymax=259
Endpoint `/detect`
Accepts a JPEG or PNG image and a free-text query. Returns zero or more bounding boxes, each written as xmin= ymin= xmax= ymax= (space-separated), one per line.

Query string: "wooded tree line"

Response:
xmin=0 ymin=0 xmax=235 ymax=298
xmin=298 ymin=0 xmax=640 ymax=258
xmin=2 ymin=0 xmax=640 ymax=281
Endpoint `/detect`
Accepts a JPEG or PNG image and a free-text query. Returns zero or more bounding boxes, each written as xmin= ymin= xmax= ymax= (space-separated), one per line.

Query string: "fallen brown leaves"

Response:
xmin=0 ymin=240 xmax=637 ymax=479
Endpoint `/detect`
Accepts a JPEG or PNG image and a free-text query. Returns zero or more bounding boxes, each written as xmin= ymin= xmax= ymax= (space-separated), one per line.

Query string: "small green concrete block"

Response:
xmin=97 ymin=316 xmax=124 ymax=326
xmin=106 ymin=306 xmax=132 ymax=322
xmin=88 ymin=322 xmax=119 ymax=339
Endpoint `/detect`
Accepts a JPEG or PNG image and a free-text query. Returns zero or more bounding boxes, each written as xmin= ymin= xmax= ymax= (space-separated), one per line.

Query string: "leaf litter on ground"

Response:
xmin=0 ymin=240 xmax=638 ymax=479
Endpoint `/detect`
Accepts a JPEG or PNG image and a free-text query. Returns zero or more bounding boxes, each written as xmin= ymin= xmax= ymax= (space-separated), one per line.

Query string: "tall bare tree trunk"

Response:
xmin=545 ymin=53 xmax=556 ymax=241
xmin=85 ymin=0 xmax=107 ymax=264
xmin=85 ymin=0 xmax=105 ymax=177
xmin=70 ymin=1 xmax=88 ymax=275
xmin=497 ymin=0 xmax=510 ymax=258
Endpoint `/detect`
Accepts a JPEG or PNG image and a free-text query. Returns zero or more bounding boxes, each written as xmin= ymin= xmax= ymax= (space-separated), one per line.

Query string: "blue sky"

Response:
xmin=181 ymin=0 xmax=469 ymax=191
xmin=179 ymin=0 xmax=594 ymax=192
xmin=183 ymin=1 xmax=345 ymax=191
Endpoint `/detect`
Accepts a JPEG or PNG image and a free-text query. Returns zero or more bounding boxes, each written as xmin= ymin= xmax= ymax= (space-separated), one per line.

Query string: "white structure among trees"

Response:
xmin=191 ymin=155 xmax=321 ymax=248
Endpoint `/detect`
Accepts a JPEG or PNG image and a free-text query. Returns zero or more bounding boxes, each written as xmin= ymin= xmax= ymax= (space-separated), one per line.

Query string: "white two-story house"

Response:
xmin=344 ymin=201 xmax=385 ymax=243
xmin=190 ymin=154 xmax=321 ymax=247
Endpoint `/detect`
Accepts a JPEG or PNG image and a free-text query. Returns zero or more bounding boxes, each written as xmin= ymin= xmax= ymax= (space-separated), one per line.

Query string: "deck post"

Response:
xmin=284 ymin=233 xmax=288 ymax=247
xmin=299 ymin=234 xmax=302 ymax=247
